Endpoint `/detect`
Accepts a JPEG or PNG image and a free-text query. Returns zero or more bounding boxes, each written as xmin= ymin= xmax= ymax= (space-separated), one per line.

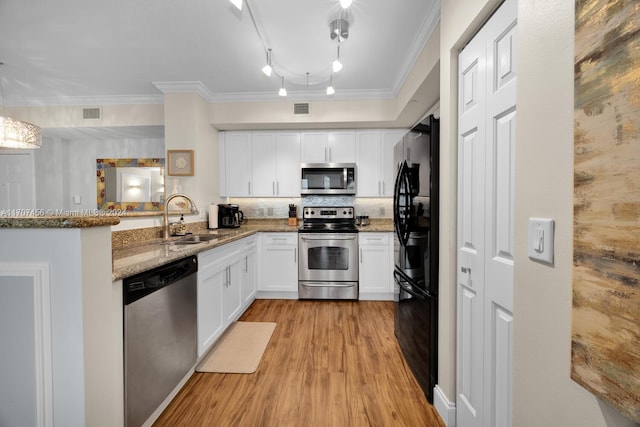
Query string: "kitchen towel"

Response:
xmin=208 ymin=204 xmax=218 ymax=229
xmin=196 ymin=321 xmax=276 ymax=374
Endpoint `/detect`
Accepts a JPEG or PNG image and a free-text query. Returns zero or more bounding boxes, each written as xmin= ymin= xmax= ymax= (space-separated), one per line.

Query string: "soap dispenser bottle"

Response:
xmin=178 ymin=214 xmax=186 ymax=235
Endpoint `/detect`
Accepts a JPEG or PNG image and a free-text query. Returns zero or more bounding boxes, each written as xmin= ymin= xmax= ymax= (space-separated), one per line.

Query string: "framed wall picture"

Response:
xmin=167 ymin=150 xmax=194 ymax=176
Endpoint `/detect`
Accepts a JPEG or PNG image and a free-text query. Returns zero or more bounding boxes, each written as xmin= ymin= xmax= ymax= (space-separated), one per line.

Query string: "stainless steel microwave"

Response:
xmin=301 ymin=163 xmax=356 ymax=195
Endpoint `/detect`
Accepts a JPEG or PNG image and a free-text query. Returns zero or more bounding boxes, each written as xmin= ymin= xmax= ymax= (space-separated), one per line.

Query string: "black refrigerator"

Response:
xmin=393 ymin=114 xmax=439 ymax=403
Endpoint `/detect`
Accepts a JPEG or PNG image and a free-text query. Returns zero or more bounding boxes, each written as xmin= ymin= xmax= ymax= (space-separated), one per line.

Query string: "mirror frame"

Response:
xmin=96 ymin=158 xmax=165 ymax=214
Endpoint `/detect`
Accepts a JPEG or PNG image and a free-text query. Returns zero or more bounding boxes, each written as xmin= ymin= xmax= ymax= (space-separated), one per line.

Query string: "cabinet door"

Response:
xmin=240 ymin=248 xmax=257 ymax=307
xmin=301 ymin=132 xmax=329 ymax=163
xmin=251 ymin=132 xmax=277 ymax=196
xmin=197 ymin=267 xmax=225 ymax=357
xmin=275 ymin=132 xmax=301 ymax=196
xmin=359 ymin=233 xmax=392 ymax=294
xmin=260 ymin=234 xmax=298 ymax=292
xmin=328 ymin=131 xmax=356 ymax=162
xmin=223 ymin=258 xmax=243 ymax=326
xmin=225 ymin=132 xmax=252 ymax=196
xmin=382 ymin=130 xmax=406 ymax=196
xmin=356 ymin=130 xmax=382 ymax=196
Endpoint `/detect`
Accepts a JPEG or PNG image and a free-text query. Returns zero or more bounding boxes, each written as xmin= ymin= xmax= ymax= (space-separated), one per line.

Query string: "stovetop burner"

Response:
xmin=299 ymin=206 xmax=358 ymax=233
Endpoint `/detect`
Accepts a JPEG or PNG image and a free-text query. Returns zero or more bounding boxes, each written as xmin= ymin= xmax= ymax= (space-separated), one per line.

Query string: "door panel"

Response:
xmin=457 ymin=0 xmax=516 ymax=425
xmin=457 ymin=17 xmax=487 ymax=427
xmin=0 ymin=153 xmax=35 ymax=209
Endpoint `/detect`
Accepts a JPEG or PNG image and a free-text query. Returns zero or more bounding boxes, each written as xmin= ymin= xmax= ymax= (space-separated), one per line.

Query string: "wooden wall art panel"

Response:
xmin=573 ymin=0 xmax=640 ymax=422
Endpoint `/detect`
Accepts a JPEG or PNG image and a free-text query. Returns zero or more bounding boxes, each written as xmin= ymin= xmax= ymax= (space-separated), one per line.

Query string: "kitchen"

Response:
xmin=0 ymin=0 xmax=638 ymax=427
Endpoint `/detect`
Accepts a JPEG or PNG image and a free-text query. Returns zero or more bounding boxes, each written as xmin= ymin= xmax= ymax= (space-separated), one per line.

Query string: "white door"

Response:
xmin=0 ymin=153 xmax=35 ymax=210
xmin=457 ymin=0 xmax=517 ymax=426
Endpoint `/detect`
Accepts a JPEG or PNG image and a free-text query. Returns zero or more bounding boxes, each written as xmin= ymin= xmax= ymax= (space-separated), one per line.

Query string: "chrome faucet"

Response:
xmin=163 ymin=193 xmax=199 ymax=239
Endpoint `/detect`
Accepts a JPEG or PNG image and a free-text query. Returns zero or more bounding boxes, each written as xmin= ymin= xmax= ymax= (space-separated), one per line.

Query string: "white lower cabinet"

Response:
xmin=258 ymin=232 xmax=298 ymax=298
xmin=222 ymin=257 xmax=242 ymax=326
xmin=358 ymin=232 xmax=394 ymax=300
xmin=197 ymin=236 xmax=257 ymax=357
xmin=240 ymin=237 xmax=258 ymax=306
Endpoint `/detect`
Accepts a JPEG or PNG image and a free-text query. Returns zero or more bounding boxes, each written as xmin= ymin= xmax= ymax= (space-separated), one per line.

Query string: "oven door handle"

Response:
xmin=299 ymin=235 xmax=357 ymax=241
xmin=300 ymin=282 xmax=357 ymax=288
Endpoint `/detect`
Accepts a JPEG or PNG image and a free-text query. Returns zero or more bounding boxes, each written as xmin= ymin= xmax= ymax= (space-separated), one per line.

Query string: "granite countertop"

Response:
xmin=112 ymin=219 xmax=299 ymax=281
xmin=112 ymin=218 xmax=394 ymax=282
xmin=0 ymin=214 xmax=120 ymax=228
xmin=357 ymin=218 xmax=394 ymax=232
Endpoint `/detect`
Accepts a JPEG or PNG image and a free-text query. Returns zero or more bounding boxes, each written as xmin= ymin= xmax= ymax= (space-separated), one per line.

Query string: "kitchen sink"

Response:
xmin=160 ymin=234 xmax=219 ymax=245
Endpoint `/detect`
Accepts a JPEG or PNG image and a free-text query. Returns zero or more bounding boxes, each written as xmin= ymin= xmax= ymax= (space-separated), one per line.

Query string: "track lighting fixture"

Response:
xmin=262 ymin=48 xmax=273 ymax=77
xmin=229 ymin=0 xmax=356 ymax=97
xmin=326 ymin=75 xmax=335 ymax=95
xmin=332 ymin=45 xmax=343 ymax=73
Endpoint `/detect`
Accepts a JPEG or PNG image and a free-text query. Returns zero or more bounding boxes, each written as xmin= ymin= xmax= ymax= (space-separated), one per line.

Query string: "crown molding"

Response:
xmin=3 ymin=94 xmax=164 ymax=107
xmin=390 ymin=2 xmax=441 ymax=96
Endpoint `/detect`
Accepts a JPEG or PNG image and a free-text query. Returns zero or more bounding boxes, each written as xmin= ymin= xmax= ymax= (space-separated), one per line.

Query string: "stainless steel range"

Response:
xmin=298 ymin=206 xmax=359 ymax=300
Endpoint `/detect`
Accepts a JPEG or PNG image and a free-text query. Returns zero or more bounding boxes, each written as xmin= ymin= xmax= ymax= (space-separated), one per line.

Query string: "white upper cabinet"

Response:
xmin=222 ymin=131 xmax=301 ymax=197
xmin=222 ymin=128 xmax=403 ymax=197
xmin=300 ymin=132 xmax=328 ymax=163
xmin=301 ymin=131 xmax=356 ymax=163
xmin=251 ymin=132 xmax=277 ymax=197
xmin=356 ymin=129 xmax=406 ymax=197
xmin=222 ymin=132 xmax=252 ymax=197
xmin=275 ymin=132 xmax=302 ymax=196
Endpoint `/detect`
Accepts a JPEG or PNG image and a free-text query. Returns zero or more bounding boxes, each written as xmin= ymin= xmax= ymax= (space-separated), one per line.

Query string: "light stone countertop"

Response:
xmin=0 ymin=215 xmax=120 ymax=228
xmin=112 ymin=218 xmax=394 ymax=282
xmin=112 ymin=220 xmax=299 ymax=281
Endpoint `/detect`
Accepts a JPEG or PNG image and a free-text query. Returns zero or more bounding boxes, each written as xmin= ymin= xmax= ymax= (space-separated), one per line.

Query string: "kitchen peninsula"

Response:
xmin=0 ymin=215 xmax=392 ymax=426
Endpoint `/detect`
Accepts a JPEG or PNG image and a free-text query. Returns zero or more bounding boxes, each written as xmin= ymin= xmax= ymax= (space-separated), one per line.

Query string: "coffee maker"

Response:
xmin=218 ymin=203 xmax=244 ymax=228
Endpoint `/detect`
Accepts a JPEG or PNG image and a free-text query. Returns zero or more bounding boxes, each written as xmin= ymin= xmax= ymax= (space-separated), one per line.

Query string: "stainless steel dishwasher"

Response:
xmin=123 ymin=255 xmax=198 ymax=427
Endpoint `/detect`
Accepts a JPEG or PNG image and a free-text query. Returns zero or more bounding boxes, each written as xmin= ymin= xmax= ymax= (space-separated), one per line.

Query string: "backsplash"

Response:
xmin=228 ymin=197 xmax=392 ymax=218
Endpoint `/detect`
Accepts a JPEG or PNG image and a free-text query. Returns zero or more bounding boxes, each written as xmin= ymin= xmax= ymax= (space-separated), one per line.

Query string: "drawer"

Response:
xmin=261 ymin=232 xmax=297 ymax=245
xmin=198 ymin=240 xmax=242 ymax=269
xmin=358 ymin=232 xmax=390 ymax=246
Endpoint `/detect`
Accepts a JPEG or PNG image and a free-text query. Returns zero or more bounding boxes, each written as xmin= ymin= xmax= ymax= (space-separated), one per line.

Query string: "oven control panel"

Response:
xmin=302 ymin=206 xmax=354 ymax=219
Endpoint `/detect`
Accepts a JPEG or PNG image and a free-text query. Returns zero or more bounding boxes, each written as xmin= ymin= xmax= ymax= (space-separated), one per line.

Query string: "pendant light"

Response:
xmin=261 ymin=48 xmax=273 ymax=77
xmin=278 ymin=77 xmax=287 ymax=97
xmin=332 ymin=45 xmax=343 ymax=73
xmin=340 ymin=0 xmax=353 ymax=8
xmin=326 ymin=75 xmax=335 ymax=95
xmin=0 ymin=62 xmax=42 ymax=149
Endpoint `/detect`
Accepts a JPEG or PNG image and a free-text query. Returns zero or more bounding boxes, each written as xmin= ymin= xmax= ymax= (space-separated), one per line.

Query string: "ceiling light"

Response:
xmin=0 ymin=62 xmax=42 ymax=149
xmin=278 ymin=77 xmax=287 ymax=97
xmin=326 ymin=75 xmax=335 ymax=95
xmin=230 ymin=0 xmax=242 ymax=10
xmin=262 ymin=48 xmax=273 ymax=77
xmin=332 ymin=45 xmax=343 ymax=73
xmin=330 ymin=18 xmax=349 ymax=41
xmin=340 ymin=0 xmax=353 ymax=8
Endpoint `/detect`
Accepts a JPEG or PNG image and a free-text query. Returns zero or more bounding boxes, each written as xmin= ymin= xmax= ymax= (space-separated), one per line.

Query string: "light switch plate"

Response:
xmin=528 ymin=218 xmax=554 ymax=264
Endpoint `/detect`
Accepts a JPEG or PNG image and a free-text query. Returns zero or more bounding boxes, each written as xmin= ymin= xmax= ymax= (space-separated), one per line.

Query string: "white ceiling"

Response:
xmin=0 ymin=0 xmax=439 ymax=106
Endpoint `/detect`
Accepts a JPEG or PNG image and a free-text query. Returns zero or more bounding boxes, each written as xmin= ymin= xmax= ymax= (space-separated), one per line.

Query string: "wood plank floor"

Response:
xmin=154 ymin=299 xmax=445 ymax=427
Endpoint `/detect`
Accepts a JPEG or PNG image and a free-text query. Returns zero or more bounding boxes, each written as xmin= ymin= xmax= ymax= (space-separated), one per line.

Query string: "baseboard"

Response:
xmin=358 ymin=292 xmax=395 ymax=301
xmin=256 ymin=291 xmax=298 ymax=299
xmin=433 ymin=385 xmax=456 ymax=427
